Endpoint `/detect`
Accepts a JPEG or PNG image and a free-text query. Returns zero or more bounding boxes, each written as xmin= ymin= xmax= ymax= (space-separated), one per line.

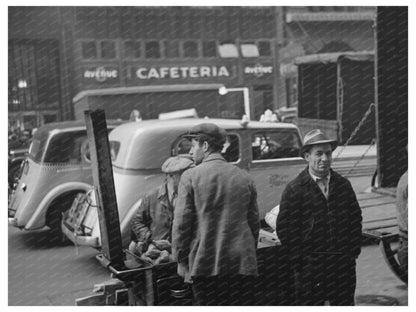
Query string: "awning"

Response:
xmin=286 ymin=12 xmax=376 ymax=23
xmin=73 ymin=83 xmax=226 ymax=103
xmin=294 ymin=51 xmax=375 ymax=65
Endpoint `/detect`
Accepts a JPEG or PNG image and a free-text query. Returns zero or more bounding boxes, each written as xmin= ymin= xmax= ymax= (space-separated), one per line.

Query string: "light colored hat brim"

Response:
xmin=301 ymin=140 xmax=338 ymax=156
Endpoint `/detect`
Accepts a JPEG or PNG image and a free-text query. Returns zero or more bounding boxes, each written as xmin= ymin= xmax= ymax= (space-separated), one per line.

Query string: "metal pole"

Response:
xmin=222 ymin=87 xmax=251 ymax=120
xmin=242 ymin=87 xmax=251 ymax=120
xmin=374 ymin=9 xmax=381 ymax=188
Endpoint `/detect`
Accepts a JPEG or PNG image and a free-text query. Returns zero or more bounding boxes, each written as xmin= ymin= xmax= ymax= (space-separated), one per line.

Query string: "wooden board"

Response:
xmin=359 ymin=191 xmax=398 ymax=233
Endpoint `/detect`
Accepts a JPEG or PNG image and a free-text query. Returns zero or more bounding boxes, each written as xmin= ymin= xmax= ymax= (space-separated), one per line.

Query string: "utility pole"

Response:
xmin=273 ymin=6 xmax=286 ymax=109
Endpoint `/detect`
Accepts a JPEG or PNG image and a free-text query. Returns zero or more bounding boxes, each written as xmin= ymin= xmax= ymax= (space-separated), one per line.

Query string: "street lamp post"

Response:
xmin=218 ymin=86 xmax=251 ymax=121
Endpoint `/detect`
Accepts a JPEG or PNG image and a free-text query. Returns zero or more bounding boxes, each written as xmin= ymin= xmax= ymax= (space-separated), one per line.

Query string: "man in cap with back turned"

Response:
xmin=172 ymin=123 xmax=260 ymax=305
xmin=276 ymin=129 xmax=362 ymax=305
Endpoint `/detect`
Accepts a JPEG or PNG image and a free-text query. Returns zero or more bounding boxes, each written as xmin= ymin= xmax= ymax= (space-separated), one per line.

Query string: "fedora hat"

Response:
xmin=302 ymin=129 xmax=338 ymax=156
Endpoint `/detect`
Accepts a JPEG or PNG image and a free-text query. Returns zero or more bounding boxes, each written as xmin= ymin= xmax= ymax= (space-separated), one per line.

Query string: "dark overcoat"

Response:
xmin=276 ymin=167 xmax=362 ymax=261
xmin=276 ymin=167 xmax=362 ymax=305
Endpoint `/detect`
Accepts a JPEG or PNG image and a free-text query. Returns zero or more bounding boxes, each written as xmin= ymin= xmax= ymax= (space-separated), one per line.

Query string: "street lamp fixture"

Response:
xmin=218 ymin=86 xmax=251 ymax=121
xmin=18 ymin=79 xmax=27 ymax=89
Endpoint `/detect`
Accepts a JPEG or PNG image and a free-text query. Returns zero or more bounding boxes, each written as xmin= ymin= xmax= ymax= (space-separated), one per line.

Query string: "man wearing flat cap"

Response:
xmin=130 ymin=155 xmax=193 ymax=250
xmin=172 ymin=123 xmax=260 ymax=305
xmin=276 ymin=129 xmax=362 ymax=306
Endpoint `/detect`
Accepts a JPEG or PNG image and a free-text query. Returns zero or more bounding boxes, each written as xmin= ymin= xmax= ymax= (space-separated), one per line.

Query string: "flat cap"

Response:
xmin=161 ymin=155 xmax=194 ymax=174
xmin=183 ymin=123 xmax=227 ymax=144
xmin=302 ymin=129 xmax=338 ymax=156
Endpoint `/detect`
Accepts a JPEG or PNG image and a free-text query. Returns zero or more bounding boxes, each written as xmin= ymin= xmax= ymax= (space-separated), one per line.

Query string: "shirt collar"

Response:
xmin=309 ymin=170 xmax=331 ymax=183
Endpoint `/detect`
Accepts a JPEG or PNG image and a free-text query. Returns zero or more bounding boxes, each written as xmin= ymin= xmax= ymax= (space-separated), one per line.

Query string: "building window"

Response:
xmin=241 ymin=43 xmax=259 ymax=58
xmin=82 ymin=41 xmax=97 ymax=59
xmin=165 ymin=40 xmax=180 ymax=58
xmin=124 ymin=40 xmax=141 ymax=59
xmin=202 ymin=40 xmax=217 ymax=57
xmin=145 ymin=41 xmax=161 ymax=59
xmin=218 ymin=42 xmax=239 ymax=58
xmin=183 ymin=40 xmax=199 ymax=58
xmin=258 ymin=41 xmax=272 ymax=56
xmin=100 ymin=41 xmax=116 ymax=59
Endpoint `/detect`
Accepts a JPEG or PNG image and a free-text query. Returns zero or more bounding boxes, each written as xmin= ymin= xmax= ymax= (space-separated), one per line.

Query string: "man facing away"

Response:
xmin=276 ymin=129 xmax=362 ymax=305
xmin=172 ymin=123 xmax=260 ymax=306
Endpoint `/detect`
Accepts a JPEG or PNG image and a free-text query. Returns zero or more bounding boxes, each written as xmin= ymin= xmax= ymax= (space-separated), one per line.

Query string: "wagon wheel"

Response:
xmin=379 ymin=235 xmax=407 ymax=284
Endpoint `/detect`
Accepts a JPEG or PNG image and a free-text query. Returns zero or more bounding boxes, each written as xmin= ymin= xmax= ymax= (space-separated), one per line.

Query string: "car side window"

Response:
xmin=221 ymin=134 xmax=240 ymax=162
xmin=172 ymin=137 xmax=193 ymax=156
xmin=44 ymin=131 xmax=86 ymax=164
xmin=252 ymin=131 xmax=301 ymax=160
xmin=172 ymin=134 xmax=240 ymax=163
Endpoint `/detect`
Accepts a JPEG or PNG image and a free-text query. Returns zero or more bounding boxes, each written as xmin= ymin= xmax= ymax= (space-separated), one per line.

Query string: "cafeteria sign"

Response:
xmin=134 ymin=65 xmax=232 ymax=80
xmin=84 ymin=66 xmax=119 ymax=82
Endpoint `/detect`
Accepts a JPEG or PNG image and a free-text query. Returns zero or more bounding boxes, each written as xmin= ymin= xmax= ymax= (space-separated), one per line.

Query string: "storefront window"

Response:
xmin=165 ymin=40 xmax=180 ymax=58
xmin=258 ymin=41 xmax=272 ymax=56
xmin=124 ymin=40 xmax=141 ymax=58
xmin=241 ymin=43 xmax=259 ymax=58
xmin=145 ymin=41 xmax=161 ymax=59
xmin=218 ymin=42 xmax=239 ymax=58
xmin=202 ymin=40 xmax=217 ymax=57
xmin=183 ymin=40 xmax=199 ymax=58
xmin=100 ymin=41 xmax=116 ymax=59
xmin=82 ymin=41 xmax=97 ymax=59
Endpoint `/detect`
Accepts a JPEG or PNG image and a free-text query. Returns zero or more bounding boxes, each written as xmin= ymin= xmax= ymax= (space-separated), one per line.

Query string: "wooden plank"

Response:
xmin=356 ymin=192 xmax=386 ymax=201
xmin=85 ymin=109 xmax=124 ymax=270
xmin=360 ymin=199 xmax=396 ymax=209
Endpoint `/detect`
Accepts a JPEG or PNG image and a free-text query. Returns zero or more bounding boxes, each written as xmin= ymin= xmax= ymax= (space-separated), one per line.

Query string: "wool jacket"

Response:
xmin=130 ymin=183 xmax=174 ymax=243
xmin=276 ymin=167 xmax=362 ymax=266
xmin=172 ymin=152 xmax=260 ymax=282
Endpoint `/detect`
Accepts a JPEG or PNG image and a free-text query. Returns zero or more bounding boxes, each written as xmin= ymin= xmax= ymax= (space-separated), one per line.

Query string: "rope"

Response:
xmin=334 ymin=102 xmax=375 ymax=159
xmin=345 ymin=138 xmax=376 ymax=176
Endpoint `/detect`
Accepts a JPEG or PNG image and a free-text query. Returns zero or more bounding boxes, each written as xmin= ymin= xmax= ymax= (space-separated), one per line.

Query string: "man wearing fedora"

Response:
xmin=172 ymin=123 xmax=260 ymax=305
xmin=276 ymin=129 xmax=362 ymax=305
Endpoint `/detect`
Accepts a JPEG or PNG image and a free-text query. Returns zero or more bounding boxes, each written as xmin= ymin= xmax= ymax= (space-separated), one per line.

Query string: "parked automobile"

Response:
xmin=8 ymin=120 xmax=123 ymax=241
xmin=8 ymin=146 xmax=29 ymax=190
xmin=62 ymin=118 xmax=306 ymax=248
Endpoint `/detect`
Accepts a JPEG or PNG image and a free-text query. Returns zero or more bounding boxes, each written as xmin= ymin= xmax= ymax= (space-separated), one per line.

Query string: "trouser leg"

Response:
xmin=326 ymin=255 xmax=356 ymax=306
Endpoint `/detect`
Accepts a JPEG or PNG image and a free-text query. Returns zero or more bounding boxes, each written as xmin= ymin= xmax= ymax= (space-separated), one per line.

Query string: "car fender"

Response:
xmin=9 ymin=156 xmax=26 ymax=167
xmin=25 ymin=181 xmax=93 ymax=230
xmin=120 ymin=198 xmax=143 ymax=247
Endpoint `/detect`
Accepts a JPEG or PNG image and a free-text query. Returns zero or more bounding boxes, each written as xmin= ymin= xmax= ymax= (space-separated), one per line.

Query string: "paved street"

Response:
xmin=8 ymin=174 xmax=408 ymax=306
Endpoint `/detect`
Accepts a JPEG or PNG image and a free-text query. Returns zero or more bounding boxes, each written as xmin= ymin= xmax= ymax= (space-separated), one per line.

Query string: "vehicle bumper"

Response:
xmin=61 ymin=222 xmax=100 ymax=248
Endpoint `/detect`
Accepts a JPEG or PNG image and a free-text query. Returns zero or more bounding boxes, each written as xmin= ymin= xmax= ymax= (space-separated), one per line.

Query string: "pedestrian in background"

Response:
xmin=396 ymin=168 xmax=408 ymax=282
xmin=129 ymin=109 xmax=142 ymax=122
xmin=172 ymin=123 xmax=260 ymax=305
xmin=276 ymin=129 xmax=362 ymax=305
